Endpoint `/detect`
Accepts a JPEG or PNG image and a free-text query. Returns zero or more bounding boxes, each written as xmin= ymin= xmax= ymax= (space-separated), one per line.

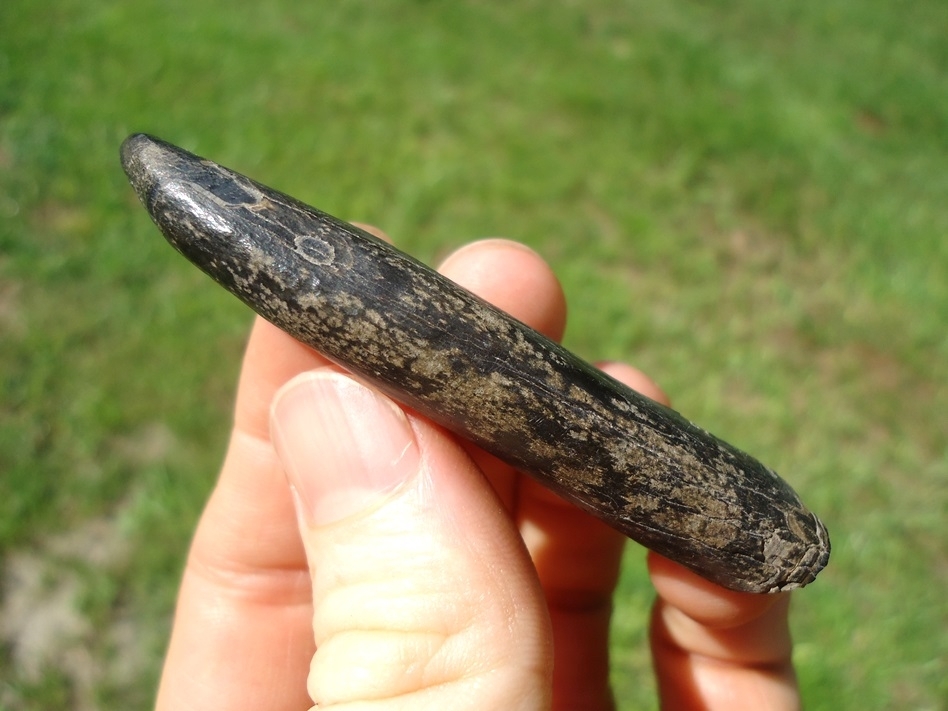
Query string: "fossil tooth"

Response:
xmin=121 ymin=133 xmax=830 ymax=593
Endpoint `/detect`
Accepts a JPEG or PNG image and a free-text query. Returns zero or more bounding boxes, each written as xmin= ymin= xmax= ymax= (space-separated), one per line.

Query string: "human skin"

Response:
xmin=154 ymin=234 xmax=799 ymax=710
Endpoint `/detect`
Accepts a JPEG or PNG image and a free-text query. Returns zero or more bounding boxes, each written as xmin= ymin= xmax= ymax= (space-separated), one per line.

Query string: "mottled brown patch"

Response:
xmin=30 ymin=200 xmax=91 ymax=234
xmin=0 ymin=513 xmax=144 ymax=711
xmin=0 ymin=278 xmax=25 ymax=335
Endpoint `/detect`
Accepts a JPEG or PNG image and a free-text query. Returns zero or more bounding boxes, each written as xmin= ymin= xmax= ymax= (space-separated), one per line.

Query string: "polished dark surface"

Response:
xmin=121 ymin=133 xmax=829 ymax=592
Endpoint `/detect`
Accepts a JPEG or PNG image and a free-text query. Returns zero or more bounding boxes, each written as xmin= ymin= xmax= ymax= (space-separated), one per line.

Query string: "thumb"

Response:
xmin=270 ymin=369 xmax=553 ymax=710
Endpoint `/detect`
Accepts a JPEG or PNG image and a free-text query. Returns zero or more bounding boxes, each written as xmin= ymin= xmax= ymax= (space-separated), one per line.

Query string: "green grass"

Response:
xmin=1 ymin=0 xmax=946 ymax=708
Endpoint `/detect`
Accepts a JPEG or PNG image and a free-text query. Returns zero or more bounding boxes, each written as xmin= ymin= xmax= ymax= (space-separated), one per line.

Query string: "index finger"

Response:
xmin=156 ymin=317 xmax=326 ymax=711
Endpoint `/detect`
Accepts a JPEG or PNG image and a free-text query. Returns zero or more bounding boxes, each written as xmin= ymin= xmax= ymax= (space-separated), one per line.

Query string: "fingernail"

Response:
xmin=271 ymin=372 xmax=419 ymax=526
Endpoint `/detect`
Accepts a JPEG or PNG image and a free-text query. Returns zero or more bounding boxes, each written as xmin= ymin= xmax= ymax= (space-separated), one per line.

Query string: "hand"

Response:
xmin=155 ymin=236 xmax=800 ymax=710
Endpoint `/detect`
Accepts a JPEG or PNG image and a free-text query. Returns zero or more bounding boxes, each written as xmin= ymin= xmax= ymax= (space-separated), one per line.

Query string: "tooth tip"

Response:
xmin=120 ymin=133 xmax=181 ymax=208
xmin=120 ymin=132 xmax=154 ymax=167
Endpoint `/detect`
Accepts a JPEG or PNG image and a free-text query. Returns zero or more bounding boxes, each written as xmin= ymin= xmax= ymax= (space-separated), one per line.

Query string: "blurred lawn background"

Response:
xmin=1 ymin=0 xmax=945 ymax=708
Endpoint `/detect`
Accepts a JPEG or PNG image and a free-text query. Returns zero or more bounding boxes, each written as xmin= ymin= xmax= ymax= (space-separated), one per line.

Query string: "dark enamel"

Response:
xmin=121 ymin=133 xmax=830 ymax=592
